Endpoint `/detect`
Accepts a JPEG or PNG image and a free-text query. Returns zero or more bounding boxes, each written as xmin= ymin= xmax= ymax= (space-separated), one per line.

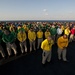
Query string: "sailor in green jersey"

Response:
xmin=0 ymin=30 xmax=6 ymax=59
xmin=50 ymin=25 xmax=57 ymax=42
xmin=42 ymin=25 xmax=47 ymax=33
xmin=2 ymin=29 xmax=17 ymax=56
xmin=27 ymin=23 xmax=33 ymax=30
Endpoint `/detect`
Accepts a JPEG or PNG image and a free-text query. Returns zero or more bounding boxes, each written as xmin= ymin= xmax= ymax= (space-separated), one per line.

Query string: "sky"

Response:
xmin=0 ymin=0 xmax=75 ymax=20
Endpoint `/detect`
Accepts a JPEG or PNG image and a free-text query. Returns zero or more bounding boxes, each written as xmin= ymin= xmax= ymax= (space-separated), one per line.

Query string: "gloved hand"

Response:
xmin=8 ymin=42 xmax=10 ymax=44
xmin=63 ymin=47 xmax=67 ymax=50
xmin=44 ymin=52 xmax=45 ymax=56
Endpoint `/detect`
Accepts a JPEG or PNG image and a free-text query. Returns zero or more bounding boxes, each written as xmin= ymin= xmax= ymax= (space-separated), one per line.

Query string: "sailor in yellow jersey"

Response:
xmin=64 ymin=26 xmax=70 ymax=37
xmin=17 ymin=25 xmax=21 ymax=30
xmin=57 ymin=34 xmax=69 ymax=61
xmin=41 ymin=36 xmax=54 ymax=65
xmin=17 ymin=29 xmax=27 ymax=53
xmin=22 ymin=24 xmax=29 ymax=32
xmin=9 ymin=24 xmax=14 ymax=32
xmin=45 ymin=29 xmax=51 ymax=39
xmin=37 ymin=29 xmax=43 ymax=49
xmin=28 ymin=27 xmax=36 ymax=52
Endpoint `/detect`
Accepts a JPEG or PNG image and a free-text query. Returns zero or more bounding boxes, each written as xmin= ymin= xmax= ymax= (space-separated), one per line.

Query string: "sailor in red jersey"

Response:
xmin=70 ymin=26 xmax=75 ymax=42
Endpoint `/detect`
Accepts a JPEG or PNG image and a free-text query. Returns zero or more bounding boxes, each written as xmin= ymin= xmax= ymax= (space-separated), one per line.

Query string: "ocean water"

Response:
xmin=0 ymin=20 xmax=75 ymax=22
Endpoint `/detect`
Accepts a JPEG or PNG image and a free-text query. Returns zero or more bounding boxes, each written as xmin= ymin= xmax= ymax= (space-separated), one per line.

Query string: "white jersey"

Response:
xmin=57 ymin=28 xmax=62 ymax=35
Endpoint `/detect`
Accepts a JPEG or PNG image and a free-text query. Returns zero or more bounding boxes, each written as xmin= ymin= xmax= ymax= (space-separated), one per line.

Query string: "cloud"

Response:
xmin=43 ymin=9 xmax=47 ymax=12
xmin=43 ymin=9 xmax=49 ymax=16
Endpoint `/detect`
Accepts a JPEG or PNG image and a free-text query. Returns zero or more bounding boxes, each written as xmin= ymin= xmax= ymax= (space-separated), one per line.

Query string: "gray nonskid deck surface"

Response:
xmin=0 ymin=42 xmax=75 ymax=75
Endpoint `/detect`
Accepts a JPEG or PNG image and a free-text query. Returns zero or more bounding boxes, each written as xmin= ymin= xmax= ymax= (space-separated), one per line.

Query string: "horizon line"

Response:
xmin=0 ymin=19 xmax=75 ymax=21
